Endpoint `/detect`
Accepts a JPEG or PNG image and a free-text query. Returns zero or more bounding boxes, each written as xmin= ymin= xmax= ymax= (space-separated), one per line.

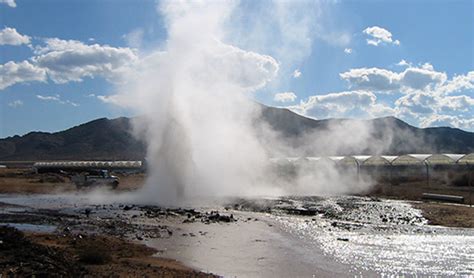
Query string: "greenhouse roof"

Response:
xmin=33 ymin=161 xmax=142 ymax=169
xmin=458 ymin=153 xmax=474 ymax=165
xmin=270 ymin=153 xmax=473 ymax=166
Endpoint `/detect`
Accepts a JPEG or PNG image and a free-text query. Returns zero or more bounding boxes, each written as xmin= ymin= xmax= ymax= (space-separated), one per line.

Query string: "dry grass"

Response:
xmin=0 ymin=168 xmax=145 ymax=194
xmin=0 ymin=168 xmax=74 ymax=194
xmin=413 ymin=203 xmax=474 ymax=228
xmin=365 ymin=171 xmax=474 ymax=228
xmin=367 ymin=180 xmax=474 ymax=205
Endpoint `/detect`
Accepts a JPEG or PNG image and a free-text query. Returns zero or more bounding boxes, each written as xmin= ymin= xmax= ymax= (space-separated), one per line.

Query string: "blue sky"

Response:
xmin=0 ymin=0 xmax=473 ymax=137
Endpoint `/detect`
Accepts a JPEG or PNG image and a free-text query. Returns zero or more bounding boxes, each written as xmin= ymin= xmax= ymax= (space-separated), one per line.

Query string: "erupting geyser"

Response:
xmin=107 ymin=0 xmax=375 ymax=204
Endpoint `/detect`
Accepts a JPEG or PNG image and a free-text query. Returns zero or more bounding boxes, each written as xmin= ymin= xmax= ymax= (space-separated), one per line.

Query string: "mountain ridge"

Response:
xmin=1 ymin=105 xmax=473 ymax=160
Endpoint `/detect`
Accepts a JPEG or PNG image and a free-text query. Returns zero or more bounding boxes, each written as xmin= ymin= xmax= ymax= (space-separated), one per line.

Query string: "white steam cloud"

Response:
xmin=107 ymin=0 xmax=380 ymax=205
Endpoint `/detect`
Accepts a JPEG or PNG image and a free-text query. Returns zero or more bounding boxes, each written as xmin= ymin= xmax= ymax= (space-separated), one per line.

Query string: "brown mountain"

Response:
xmin=0 ymin=105 xmax=473 ymax=161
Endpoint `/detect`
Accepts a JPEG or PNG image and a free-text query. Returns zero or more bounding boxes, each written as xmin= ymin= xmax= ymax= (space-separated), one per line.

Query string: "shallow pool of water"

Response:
xmin=0 ymin=223 xmax=57 ymax=233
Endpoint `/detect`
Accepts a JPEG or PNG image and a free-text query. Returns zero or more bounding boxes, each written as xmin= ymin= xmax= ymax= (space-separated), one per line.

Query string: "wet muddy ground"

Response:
xmin=0 ymin=193 xmax=473 ymax=277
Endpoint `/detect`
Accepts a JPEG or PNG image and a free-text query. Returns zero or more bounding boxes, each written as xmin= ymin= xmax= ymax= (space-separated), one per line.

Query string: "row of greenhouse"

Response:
xmin=33 ymin=161 xmax=143 ymax=169
xmin=270 ymin=153 xmax=474 ymax=166
xmin=31 ymin=154 xmax=474 ymax=170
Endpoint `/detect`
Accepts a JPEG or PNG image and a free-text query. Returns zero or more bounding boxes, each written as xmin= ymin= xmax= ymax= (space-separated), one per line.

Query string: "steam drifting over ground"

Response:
xmin=107 ymin=1 xmax=379 ymax=205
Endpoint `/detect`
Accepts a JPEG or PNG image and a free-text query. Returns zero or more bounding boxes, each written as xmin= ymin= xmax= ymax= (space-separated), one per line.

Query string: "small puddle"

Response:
xmin=3 ymin=207 xmax=30 ymax=213
xmin=0 ymin=223 xmax=57 ymax=233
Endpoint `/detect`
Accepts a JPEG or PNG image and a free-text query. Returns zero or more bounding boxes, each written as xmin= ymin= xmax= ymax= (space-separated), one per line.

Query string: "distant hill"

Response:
xmin=0 ymin=117 xmax=146 ymax=161
xmin=0 ymin=105 xmax=473 ymax=161
xmin=260 ymin=105 xmax=474 ymax=155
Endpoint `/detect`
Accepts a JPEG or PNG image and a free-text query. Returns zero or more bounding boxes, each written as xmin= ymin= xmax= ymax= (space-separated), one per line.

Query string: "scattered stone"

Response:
xmin=123 ymin=205 xmax=134 ymax=211
xmin=84 ymin=208 xmax=91 ymax=218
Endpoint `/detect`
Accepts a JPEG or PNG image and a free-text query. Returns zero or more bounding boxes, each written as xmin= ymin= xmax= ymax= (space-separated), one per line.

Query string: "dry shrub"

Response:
xmin=77 ymin=245 xmax=112 ymax=265
xmin=452 ymin=173 xmax=471 ymax=187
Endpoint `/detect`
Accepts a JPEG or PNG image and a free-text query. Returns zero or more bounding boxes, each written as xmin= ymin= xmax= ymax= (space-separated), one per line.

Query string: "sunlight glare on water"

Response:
xmin=273 ymin=197 xmax=474 ymax=276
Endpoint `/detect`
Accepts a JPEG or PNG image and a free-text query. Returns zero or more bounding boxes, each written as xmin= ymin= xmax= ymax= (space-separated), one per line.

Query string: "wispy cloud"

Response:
xmin=292 ymin=69 xmax=301 ymax=78
xmin=8 ymin=100 xmax=23 ymax=108
xmin=36 ymin=94 xmax=79 ymax=107
xmin=0 ymin=0 xmax=16 ymax=8
xmin=274 ymin=92 xmax=297 ymax=103
xmin=123 ymin=28 xmax=144 ymax=48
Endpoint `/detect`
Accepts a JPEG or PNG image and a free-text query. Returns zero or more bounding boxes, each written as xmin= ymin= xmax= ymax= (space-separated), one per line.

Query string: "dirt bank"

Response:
xmin=366 ymin=180 xmax=474 ymax=228
xmin=0 ymin=226 xmax=215 ymax=277
xmin=413 ymin=202 xmax=474 ymax=228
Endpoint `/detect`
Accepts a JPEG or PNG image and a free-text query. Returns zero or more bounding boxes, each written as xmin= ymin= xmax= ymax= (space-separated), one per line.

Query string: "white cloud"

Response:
xmin=0 ymin=0 xmax=16 ymax=8
xmin=0 ymin=61 xmax=47 ymax=90
xmin=420 ymin=115 xmax=474 ymax=130
xmin=8 ymin=100 xmax=23 ymax=108
xmin=395 ymin=92 xmax=437 ymax=115
xmin=439 ymin=95 xmax=474 ymax=112
xmin=0 ymin=27 xmax=30 ymax=45
xmin=439 ymin=71 xmax=474 ymax=94
xmin=96 ymin=94 xmax=122 ymax=105
xmin=401 ymin=66 xmax=447 ymax=90
xmin=32 ymin=38 xmax=138 ymax=84
xmin=207 ymin=42 xmax=280 ymax=91
xmin=292 ymin=69 xmax=301 ymax=78
xmin=394 ymin=91 xmax=473 ymax=128
xmin=289 ymin=90 xmax=394 ymax=119
xmin=344 ymin=48 xmax=352 ymax=54
xmin=36 ymin=94 xmax=79 ymax=106
xmin=340 ymin=67 xmax=400 ymax=92
xmin=363 ymin=26 xmax=400 ymax=46
xmin=0 ymin=30 xmax=278 ymax=94
xmin=0 ymin=37 xmax=138 ymax=90
xmin=274 ymin=92 xmax=297 ymax=103
xmin=340 ymin=65 xmax=447 ymax=93
xmin=396 ymin=59 xmax=411 ymax=67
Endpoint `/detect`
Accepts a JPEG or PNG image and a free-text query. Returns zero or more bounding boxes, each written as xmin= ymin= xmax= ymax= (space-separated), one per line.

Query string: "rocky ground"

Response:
xmin=0 ymin=167 xmax=473 ymax=276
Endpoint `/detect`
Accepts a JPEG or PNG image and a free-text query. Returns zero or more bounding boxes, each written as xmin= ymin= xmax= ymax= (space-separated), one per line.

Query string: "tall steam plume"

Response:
xmin=108 ymin=1 xmax=378 ymax=205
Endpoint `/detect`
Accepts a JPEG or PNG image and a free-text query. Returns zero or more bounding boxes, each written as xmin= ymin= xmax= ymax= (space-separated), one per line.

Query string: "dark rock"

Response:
xmin=123 ymin=205 xmax=133 ymax=211
xmin=84 ymin=208 xmax=91 ymax=218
